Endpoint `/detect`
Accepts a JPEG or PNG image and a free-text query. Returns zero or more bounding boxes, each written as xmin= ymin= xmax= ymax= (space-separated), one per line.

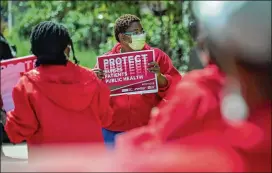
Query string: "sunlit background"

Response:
xmin=0 ymin=1 xmax=194 ymax=72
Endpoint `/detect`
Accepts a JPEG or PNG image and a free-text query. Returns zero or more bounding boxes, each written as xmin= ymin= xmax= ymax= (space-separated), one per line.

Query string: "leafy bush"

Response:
xmin=2 ymin=1 xmax=194 ymax=71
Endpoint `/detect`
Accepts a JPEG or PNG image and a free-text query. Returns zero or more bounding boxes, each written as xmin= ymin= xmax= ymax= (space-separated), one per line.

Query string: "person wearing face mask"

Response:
xmin=4 ymin=21 xmax=113 ymax=161
xmin=93 ymin=14 xmax=182 ymax=146
xmin=115 ymin=18 xmax=226 ymax=149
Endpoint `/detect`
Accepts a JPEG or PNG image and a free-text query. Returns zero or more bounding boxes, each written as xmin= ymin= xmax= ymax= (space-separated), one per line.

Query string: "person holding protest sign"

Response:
xmin=93 ymin=14 xmax=182 ymax=145
xmin=4 ymin=21 xmax=113 ymax=161
xmin=115 ymin=1 xmax=271 ymax=172
xmin=116 ymin=17 xmax=225 ymax=149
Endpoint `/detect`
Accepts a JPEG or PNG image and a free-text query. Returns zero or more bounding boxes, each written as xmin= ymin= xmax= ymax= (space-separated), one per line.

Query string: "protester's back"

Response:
xmin=4 ymin=21 xmax=113 ymax=160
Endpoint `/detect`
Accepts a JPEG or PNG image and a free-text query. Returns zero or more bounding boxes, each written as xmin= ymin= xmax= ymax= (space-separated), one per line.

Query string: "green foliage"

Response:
xmin=2 ymin=1 xmax=194 ymax=71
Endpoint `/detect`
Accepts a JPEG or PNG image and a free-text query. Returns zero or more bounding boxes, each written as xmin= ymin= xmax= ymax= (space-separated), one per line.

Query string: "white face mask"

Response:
xmin=220 ymin=76 xmax=249 ymax=125
xmin=128 ymin=33 xmax=146 ymax=51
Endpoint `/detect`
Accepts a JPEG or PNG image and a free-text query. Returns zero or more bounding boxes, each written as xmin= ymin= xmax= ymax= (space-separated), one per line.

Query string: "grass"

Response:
xmin=75 ymin=48 xmax=97 ymax=68
xmin=6 ymin=36 xmax=97 ymax=69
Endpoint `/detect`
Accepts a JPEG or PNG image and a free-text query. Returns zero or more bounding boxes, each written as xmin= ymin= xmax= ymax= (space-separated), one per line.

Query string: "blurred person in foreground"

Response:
xmin=4 ymin=21 xmax=113 ymax=161
xmin=114 ymin=1 xmax=271 ymax=172
xmin=93 ymin=14 xmax=182 ymax=145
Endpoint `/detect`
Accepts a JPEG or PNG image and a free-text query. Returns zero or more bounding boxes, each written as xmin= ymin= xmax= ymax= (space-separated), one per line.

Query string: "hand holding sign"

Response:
xmin=148 ymin=62 xmax=168 ymax=88
xmin=148 ymin=62 xmax=161 ymax=75
xmin=93 ymin=68 xmax=105 ymax=80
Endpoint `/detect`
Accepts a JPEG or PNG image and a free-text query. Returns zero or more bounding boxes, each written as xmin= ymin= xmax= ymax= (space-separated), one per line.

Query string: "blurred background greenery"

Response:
xmin=1 ymin=1 xmax=194 ymax=72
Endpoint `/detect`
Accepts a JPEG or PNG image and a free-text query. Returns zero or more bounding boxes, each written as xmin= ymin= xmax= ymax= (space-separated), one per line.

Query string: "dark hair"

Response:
xmin=114 ymin=14 xmax=141 ymax=42
xmin=30 ymin=21 xmax=78 ymax=67
xmin=0 ymin=32 xmax=14 ymax=60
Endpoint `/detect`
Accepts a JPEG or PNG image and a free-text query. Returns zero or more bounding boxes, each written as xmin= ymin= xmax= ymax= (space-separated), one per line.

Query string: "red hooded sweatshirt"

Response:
xmin=102 ymin=43 xmax=181 ymax=132
xmin=115 ymin=101 xmax=271 ymax=172
xmin=116 ymin=61 xmax=271 ymax=172
xmin=5 ymin=61 xmax=113 ymax=159
xmin=116 ymin=63 xmax=225 ymax=146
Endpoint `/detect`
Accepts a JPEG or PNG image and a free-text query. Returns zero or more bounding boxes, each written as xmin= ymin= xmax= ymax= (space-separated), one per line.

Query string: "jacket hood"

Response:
xmin=109 ymin=43 xmax=152 ymax=54
xmin=24 ymin=61 xmax=99 ymax=111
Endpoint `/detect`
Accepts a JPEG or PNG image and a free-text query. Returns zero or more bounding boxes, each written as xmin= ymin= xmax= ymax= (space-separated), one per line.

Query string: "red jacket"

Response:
xmin=15 ymin=100 xmax=271 ymax=172
xmin=5 ymin=61 xmax=113 ymax=158
xmin=102 ymin=43 xmax=181 ymax=131
xmin=116 ymin=64 xmax=225 ymax=146
xmin=116 ymin=101 xmax=271 ymax=172
xmin=116 ymin=62 xmax=271 ymax=172
xmin=113 ymin=135 xmax=245 ymax=172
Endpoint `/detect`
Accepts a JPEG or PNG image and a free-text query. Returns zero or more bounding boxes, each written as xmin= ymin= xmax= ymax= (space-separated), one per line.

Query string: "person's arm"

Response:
xmin=95 ymin=80 xmax=113 ymax=127
xmin=116 ymin=81 xmax=209 ymax=149
xmin=148 ymin=49 xmax=182 ymax=98
xmin=4 ymin=77 xmax=39 ymax=144
xmin=116 ymin=138 xmax=245 ymax=172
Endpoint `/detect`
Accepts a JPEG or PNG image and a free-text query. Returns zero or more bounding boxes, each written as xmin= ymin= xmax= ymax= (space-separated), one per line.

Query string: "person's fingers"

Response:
xmin=148 ymin=62 xmax=159 ymax=67
xmin=148 ymin=62 xmax=156 ymax=65
xmin=148 ymin=67 xmax=160 ymax=72
xmin=97 ymin=73 xmax=105 ymax=79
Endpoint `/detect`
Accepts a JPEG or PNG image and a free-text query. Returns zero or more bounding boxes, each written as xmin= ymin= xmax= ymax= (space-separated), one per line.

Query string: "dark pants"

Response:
xmin=1 ymin=124 xmax=10 ymax=143
xmin=102 ymin=128 xmax=123 ymax=148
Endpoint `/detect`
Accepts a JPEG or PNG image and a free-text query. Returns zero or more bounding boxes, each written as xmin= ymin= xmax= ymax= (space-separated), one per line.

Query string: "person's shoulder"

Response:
xmin=143 ymin=44 xmax=165 ymax=54
xmin=23 ymin=68 xmax=41 ymax=81
xmin=152 ymin=47 xmax=166 ymax=55
xmin=75 ymin=65 xmax=107 ymax=87
xmin=75 ymin=64 xmax=97 ymax=79
xmin=173 ymin=69 xmax=221 ymax=99
xmin=183 ymin=69 xmax=207 ymax=82
xmin=148 ymin=47 xmax=171 ymax=62
xmin=183 ymin=65 xmax=224 ymax=84
xmin=175 ymin=79 xmax=206 ymax=98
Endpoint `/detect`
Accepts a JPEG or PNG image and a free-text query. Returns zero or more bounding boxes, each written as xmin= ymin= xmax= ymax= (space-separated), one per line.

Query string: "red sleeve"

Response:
xmin=155 ymin=48 xmax=182 ymax=98
xmin=149 ymin=81 xmax=212 ymax=140
xmin=96 ymin=80 xmax=113 ymax=127
xmin=116 ymin=80 xmax=212 ymax=149
xmin=116 ymin=126 xmax=161 ymax=151
xmin=116 ymin=131 xmax=245 ymax=172
xmin=116 ymin=143 xmax=245 ymax=172
xmin=5 ymin=77 xmax=39 ymax=144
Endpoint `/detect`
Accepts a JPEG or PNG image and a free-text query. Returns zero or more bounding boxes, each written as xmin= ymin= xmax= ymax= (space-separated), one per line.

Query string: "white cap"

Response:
xmin=192 ymin=1 xmax=271 ymax=64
